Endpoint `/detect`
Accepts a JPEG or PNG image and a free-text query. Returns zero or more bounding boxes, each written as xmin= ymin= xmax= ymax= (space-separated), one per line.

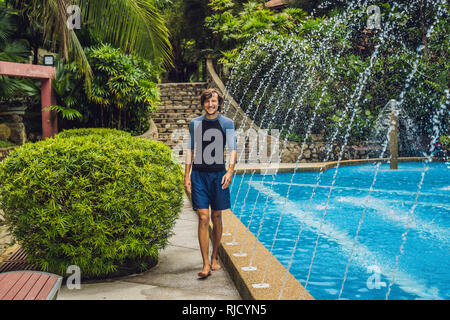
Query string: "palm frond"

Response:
xmin=43 ymin=104 xmax=83 ymax=120
xmin=0 ymin=40 xmax=30 ymax=62
xmin=9 ymin=0 xmax=173 ymax=85
xmin=77 ymin=0 xmax=173 ymax=68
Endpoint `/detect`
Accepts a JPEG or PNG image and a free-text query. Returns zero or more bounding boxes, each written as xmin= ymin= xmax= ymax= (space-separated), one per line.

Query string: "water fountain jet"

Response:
xmin=387 ymin=99 xmax=399 ymax=170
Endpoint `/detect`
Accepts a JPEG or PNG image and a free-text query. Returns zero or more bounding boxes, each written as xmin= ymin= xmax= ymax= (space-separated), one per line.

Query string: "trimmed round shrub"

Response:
xmin=0 ymin=129 xmax=184 ymax=278
xmin=56 ymin=128 xmax=132 ymax=139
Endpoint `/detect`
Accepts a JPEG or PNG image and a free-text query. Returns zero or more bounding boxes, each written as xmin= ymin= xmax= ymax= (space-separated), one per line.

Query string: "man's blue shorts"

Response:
xmin=191 ymin=169 xmax=231 ymax=211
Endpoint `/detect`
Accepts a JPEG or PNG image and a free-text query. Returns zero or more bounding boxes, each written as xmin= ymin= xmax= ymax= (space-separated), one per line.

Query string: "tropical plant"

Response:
xmin=159 ymin=0 xmax=212 ymax=82
xmin=205 ymin=0 xmax=307 ymax=65
xmin=43 ymin=105 xmax=82 ymax=120
xmin=53 ymin=44 xmax=162 ymax=135
xmin=0 ymin=6 xmax=39 ymax=100
xmin=441 ymin=135 xmax=450 ymax=150
xmin=7 ymin=0 xmax=173 ymax=87
xmin=0 ymin=128 xmax=184 ymax=278
xmin=0 ymin=7 xmax=29 ymax=62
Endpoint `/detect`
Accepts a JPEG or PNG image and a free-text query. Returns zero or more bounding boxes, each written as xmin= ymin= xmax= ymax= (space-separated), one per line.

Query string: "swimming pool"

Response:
xmin=230 ymin=162 xmax=449 ymax=300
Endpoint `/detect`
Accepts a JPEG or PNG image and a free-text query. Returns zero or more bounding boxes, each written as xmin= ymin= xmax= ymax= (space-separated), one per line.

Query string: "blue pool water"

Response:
xmin=230 ymin=162 xmax=450 ymax=300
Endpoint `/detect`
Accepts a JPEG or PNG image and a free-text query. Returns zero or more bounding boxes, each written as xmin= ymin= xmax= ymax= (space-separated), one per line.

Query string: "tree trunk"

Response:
xmin=117 ymin=107 xmax=121 ymax=130
xmin=33 ymin=45 xmax=39 ymax=65
xmin=123 ymin=108 xmax=127 ymax=130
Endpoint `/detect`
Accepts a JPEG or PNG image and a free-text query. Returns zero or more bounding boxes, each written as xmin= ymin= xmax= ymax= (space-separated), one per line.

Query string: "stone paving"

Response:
xmin=57 ymin=194 xmax=241 ymax=300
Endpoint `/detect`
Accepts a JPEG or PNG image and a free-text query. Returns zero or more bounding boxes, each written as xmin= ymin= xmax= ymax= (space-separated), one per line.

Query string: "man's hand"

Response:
xmin=184 ymin=177 xmax=192 ymax=197
xmin=221 ymin=170 xmax=233 ymax=189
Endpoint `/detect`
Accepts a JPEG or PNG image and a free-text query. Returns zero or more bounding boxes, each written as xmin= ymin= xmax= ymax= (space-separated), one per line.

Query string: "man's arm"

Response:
xmin=222 ymin=118 xmax=238 ymax=189
xmin=185 ymin=121 xmax=195 ymax=197
xmin=227 ymin=149 xmax=237 ymax=173
xmin=184 ymin=148 xmax=193 ymax=197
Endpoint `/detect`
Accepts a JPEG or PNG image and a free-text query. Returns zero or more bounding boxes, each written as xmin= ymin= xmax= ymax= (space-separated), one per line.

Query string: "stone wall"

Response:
xmin=278 ymin=140 xmax=382 ymax=163
xmin=0 ymin=114 xmax=26 ymax=145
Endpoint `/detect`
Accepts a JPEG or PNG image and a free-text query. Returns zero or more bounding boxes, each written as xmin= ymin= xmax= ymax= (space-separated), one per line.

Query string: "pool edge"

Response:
xmin=234 ymin=157 xmax=442 ymax=174
xmin=186 ymin=193 xmax=314 ymax=300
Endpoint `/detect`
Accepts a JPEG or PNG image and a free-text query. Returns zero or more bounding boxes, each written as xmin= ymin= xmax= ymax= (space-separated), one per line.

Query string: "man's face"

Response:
xmin=203 ymin=93 xmax=219 ymax=115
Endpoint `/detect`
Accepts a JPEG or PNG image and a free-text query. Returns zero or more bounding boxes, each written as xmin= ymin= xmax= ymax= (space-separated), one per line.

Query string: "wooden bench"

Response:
xmin=0 ymin=271 xmax=62 ymax=300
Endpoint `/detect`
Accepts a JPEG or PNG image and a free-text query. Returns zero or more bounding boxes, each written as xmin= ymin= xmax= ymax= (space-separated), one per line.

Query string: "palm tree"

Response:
xmin=7 ymin=0 xmax=173 ymax=87
xmin=0 ymin=6 xmax=39 ymax=99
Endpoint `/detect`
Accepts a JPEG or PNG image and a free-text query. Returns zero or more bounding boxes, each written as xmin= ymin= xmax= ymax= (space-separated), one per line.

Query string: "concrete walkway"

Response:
xmin=58 ymin=194 xmax=241 ymax=300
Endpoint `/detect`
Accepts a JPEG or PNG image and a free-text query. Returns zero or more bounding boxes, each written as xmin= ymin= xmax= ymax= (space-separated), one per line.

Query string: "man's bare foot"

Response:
xmin=198 ymin=265 xmax=211 ymax=278
xmin=210 ymin=259 xmax=221 ymax=271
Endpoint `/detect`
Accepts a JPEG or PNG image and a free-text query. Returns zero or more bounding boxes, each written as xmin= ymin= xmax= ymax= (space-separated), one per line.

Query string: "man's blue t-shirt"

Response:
xmin=187 ymin=113 xmax=237 ymax=172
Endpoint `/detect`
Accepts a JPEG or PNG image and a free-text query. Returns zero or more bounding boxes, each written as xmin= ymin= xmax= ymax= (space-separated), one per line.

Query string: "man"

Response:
xmin=184 ymin=88 xmax=238 ymax=278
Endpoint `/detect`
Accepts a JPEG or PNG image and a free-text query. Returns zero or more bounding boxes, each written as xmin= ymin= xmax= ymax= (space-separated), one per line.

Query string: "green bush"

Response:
xmin=56 ymin=128 xmax=132 ymax=139
xmin=0 ymin=139 xmax=16 ymax=148
xmin=441 ymin=135 xmax=450 ymax=149
xmin=0 ymin=130 xmax=184 ymax=278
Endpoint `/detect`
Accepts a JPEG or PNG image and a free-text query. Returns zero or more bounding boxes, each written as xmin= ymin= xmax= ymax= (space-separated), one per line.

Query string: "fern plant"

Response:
xmin=43 ymin=105 xmax=82 ymax=120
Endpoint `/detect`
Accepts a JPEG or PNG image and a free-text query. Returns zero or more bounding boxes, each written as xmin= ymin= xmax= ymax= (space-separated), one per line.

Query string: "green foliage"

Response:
xmin=56 ymin=128 xmax=132 ymax=139
xmin=0 ymin=6 xmax=39 ymax=100
xmin=441 ymin=135 xmax=450 ymax=149
xmin=0 ymin=129 xmax=184 ymax=278
xmin=205 ymin=0 xmax=307 ymax=65
xmin=160 ymin=0 xmax=211 ymax=82
xmin=0 ymin=7 xmax=29 ymax=62
xmin=288 ymin=0 xmax=347 ymax=15
xmin=55 ymin=43 xmax=163 ymax=135
xmin=212 ymin=1 xmax=448 ymax=150
xmin=0 ymin=139 xmax=15 ymax=148
xmin=9 ymin=0 xmax=173 ymax=87
xmin=43 ymin=105 xmax=83 ymax=121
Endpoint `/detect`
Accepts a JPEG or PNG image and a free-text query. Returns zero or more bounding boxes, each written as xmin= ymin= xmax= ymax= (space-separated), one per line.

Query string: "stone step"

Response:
xmin=154 ymin=119 xmax=190 ymax=125
xmin=158 ymin=104 xmax=202 ymax=109
xmin=157 ymin=132 xmax=188 ymax=139
xmin=154 ymin=110 xmax=203 ymax=116
xmin=159 ymin=99 xmax=200 ymax=105
xmin=158 ymin=82 xmax=207 ymax=87
xmin=153 ymin=112 xmax=201 ymax=119
xmin=156 ymin=104 xmax=202 ymax=110
xmin=153 ymin=119 xmax=195 ymax=126
xmin=155 ymin=125 xmax=189 ymax=131
xmin=158 ymin=127 xmax=189 ymax=134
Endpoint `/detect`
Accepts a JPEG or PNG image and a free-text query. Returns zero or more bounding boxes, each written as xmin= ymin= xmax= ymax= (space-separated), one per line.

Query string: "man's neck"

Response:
xmin=205 ymin=112 xmax=219 ymax=120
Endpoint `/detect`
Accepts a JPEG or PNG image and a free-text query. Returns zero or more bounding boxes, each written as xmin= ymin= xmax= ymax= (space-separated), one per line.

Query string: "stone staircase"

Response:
xmin=153 ymin=82 xmax=253 ymax=164
xmin=154 ymin=82 xmax=207 ymax=149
